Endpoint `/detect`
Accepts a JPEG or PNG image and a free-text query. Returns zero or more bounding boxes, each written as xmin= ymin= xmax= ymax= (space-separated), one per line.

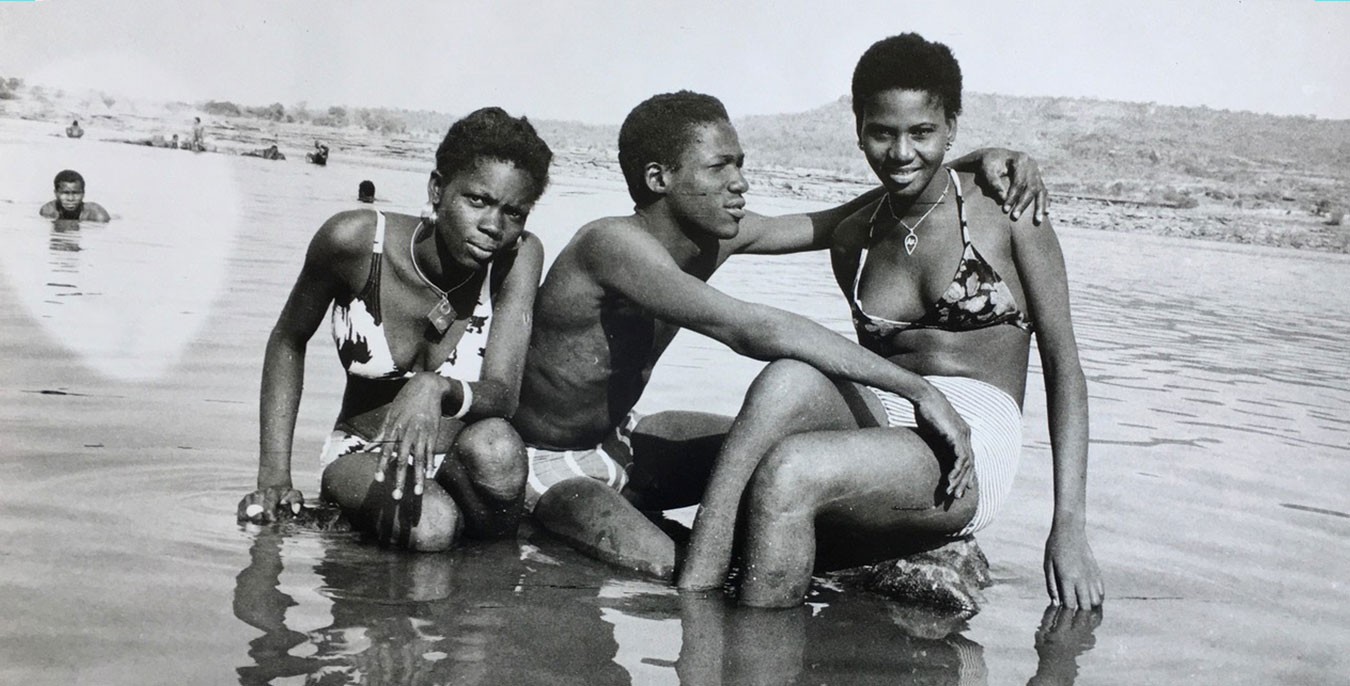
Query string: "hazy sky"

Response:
xmin=2 ymin=0 xmax=1347 ymax=123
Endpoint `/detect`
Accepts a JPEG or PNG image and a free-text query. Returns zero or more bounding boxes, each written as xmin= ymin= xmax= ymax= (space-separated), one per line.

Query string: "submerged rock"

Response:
xmin=829 ymin=536 xmax=992 ymax=617
xmin=289 ymin=503 xmax=354 ymax=532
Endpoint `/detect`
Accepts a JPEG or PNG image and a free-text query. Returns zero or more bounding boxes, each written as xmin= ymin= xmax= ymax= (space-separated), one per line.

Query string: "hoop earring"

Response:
xmin=421 ymin=202 xmax=437 ymax=224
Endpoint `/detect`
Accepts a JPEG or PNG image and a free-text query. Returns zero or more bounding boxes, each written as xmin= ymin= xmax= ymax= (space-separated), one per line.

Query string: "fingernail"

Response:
xmin=407 ymin=454 xmax=415 ymax=465
xmin=245 ymin=504 xmax=264 ymax=518
xmin=374 ymin=471 xmax=385 ymax=482
xmin=414 ymin=484 xmax=424 ymax=495
xmin=392 ymin=488 xmax=403 ymax=500
xmin=291 ymin=502 xmax=301 ymax=515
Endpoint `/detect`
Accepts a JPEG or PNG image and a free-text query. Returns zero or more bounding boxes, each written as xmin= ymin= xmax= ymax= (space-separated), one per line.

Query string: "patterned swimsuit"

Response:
xmin=851 ymin=167 xmax=1033 ymax=341
xmin=849 ymin=168 xmax=1031 ymax=536
xmin=322 ymin=210 xmax=496 ymax=475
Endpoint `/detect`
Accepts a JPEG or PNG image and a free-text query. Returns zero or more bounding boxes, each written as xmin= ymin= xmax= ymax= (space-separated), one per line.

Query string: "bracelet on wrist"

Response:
xmin=446 ymin=378 xmax=473 ymax=420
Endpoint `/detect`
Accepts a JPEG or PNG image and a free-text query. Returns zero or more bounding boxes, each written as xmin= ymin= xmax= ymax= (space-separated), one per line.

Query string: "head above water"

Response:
xmin=53 ymin=169 xmax=85 ymax=190
xmin=358 ymin=180 xmax=375 ymax=203
xmin=618 ymin=91 xmax=732 ymax=208
xmin=432 ymin=107 xmax=553 ymax=203
xmin=851 ymin=33 xmax=963 ymax=135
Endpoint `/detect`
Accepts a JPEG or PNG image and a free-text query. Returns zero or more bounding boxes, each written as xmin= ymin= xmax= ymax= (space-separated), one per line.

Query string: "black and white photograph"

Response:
xmin=1 ymin=1 xmax=1347 ymax=684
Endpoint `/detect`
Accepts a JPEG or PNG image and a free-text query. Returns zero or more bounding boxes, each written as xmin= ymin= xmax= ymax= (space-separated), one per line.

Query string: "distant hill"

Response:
xmin=532 ymin=91 xmax=1350 ymax=220
xmin=735 ymin=93 xmax=1349 ymax=206
xmin=5 ymin=75 xmax=1347 ymax=251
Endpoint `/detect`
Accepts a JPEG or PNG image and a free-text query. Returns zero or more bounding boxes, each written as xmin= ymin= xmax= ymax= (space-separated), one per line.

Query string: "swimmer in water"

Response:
xmin=39 ymin=170 xmax=110 ymax=222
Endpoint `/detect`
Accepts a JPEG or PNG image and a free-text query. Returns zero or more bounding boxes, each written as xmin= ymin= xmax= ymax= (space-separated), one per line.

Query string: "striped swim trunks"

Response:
xmin=866 ymin=376 xmax=1022 ymax=535
xmin=523 ymin=411 xmax=642 ymax=512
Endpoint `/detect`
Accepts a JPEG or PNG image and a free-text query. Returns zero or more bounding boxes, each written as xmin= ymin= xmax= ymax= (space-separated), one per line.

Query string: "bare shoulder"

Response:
xmin=310 ymin=208 xmax=383 ymax=258
xmin=38 ymin=201 xmax=57 ymax=218
xmin=955 ymin=170 xmax=1007 ymax=213
xmin=83 ymin=202 xmax=111 ymax=222
xmin=492 ymin=230 xmax=544 ymax=284
xmin=573 ymin=215 xmax=668 ymax=264
xmin=832 ymin=197 xmax=882 ymax=254
xmin=953 ymin=170 xmax=1018 ymax=237
xmin=516 ymin=230 xmax=544 ymax=259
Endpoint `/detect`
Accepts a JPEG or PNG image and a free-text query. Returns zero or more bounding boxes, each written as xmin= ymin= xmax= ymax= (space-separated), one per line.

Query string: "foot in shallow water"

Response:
xmin=828 ymin=536 xmax=992 ymax=617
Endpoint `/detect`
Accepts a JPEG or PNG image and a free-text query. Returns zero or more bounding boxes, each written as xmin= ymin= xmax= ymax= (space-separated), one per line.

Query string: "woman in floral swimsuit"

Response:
xmin=679 ymin=34 xmax=1105 ymax=610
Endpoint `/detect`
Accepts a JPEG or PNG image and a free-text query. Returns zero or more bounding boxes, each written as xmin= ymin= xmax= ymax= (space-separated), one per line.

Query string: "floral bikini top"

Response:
xmin=850 ymin=168 xmax=1033 ymax=344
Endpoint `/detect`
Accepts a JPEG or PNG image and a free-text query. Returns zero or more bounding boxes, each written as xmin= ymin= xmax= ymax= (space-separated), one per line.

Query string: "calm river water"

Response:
xmin=1 ymin=120 xmax=1347 ymax=685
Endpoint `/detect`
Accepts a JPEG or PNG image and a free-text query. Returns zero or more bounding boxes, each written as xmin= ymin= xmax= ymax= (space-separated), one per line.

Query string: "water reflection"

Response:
xmin=233 ymin=530 xmax=1104 ymax=685
xmin=1028 ymin=605 xmax=1103 ymax=686
xmin=45 ymin=220 xmax=86 ymax=305
xmin=233 ymin=529 xmax=633 ymax=685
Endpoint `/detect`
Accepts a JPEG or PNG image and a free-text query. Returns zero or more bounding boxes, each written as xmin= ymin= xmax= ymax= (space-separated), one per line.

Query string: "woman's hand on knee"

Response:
xmin=370 ymin=372 xmax=452 ymax=501
xmin=913 ymin=393 xmax=975 ymax=499
xmin=237 ymin=485 xmax=304 ymax=524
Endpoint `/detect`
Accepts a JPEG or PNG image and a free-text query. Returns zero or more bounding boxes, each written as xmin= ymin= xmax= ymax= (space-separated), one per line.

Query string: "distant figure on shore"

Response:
xmin=242 ymin=144 xmax=285 ymax=161
xmin=357 ymin=180 xmax=375 ymax=203
xmin=138 ymin=134 xmax=177 ymax=148
xmin=39 ymin=169 xmax=110 ymax=222
xmin=66 ymin=120 xmax=84 ymax=138
xmin=190 ymin=117 xmax=206 ymax=152
xmin=306 ymin=140 xmax=330 ymax=166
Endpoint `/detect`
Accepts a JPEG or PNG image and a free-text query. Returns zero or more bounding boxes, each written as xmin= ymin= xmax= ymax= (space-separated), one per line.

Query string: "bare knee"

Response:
xmin=745 ymin=438 xmax=824 ymax=520
xmin=740 ymin=360 xmax=848 ymax=426
xmin=455 ymin=418 xmax=527 ymax=498
xmin=749 ymin=359 xmax=833 ymax=401
xmin=403 ymin=486 xmax=464 ymax=552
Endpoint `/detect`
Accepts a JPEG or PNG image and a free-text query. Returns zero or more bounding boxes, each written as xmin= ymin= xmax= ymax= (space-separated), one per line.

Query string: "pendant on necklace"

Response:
xmin=904 ymin=231 xmax=919 ymax=256
xmin=427 ymin=297 xmax=455 ymax=334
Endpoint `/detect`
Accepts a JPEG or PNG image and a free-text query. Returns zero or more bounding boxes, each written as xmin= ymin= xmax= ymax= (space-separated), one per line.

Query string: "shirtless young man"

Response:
xmin=39 ymin=170 xmax=110 ymax=222
xmin=513 ymin=91 xmax=1045 ymax=579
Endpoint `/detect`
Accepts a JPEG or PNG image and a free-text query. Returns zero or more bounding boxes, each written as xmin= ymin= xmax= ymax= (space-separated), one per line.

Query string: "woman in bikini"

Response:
xmin=237 ymin=107 xmax=551 ymax=551
xmin=679 ymin=34 xmax=1104 ymax=609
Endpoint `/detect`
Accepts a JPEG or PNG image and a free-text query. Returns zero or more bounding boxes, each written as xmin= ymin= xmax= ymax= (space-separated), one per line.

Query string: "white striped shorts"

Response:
xmin=522 ymin=412 xmax=642 ymax=512
xmin=866 ymin=376 xmax=1022 ymax=535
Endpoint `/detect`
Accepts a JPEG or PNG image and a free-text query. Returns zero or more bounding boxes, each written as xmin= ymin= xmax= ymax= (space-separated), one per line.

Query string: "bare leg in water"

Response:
xmin=531 ymin=411 xmax=731 ymax=579
xmin=677 ymin=359 xmax=978 ymax=604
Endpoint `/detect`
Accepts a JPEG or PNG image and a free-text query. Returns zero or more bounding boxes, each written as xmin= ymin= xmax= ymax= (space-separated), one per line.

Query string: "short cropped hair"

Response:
xmin=358 ymin=180 xmax=376 ymax=202
xmin=851 ymin=33 xmax=963 ymax=131
xmin=53 ymin=169 xmax=85 ymax=189
xmin=618 ymin=91 xmax=730 ymax=207
xmin=433 ymin=107 xmax=553 ymax=201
